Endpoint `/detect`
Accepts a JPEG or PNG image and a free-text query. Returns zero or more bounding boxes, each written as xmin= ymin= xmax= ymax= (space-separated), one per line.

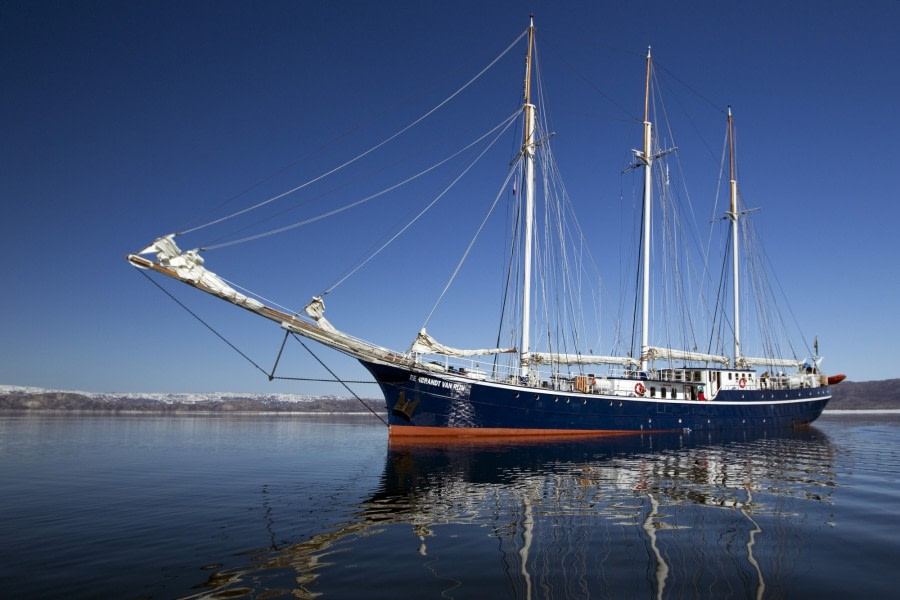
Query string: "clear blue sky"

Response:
xmin=2 ymin=0 xmax=898 ymax=395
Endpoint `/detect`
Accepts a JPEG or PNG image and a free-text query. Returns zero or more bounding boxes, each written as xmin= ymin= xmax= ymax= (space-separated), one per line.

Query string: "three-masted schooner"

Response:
xmin=128 ymin=17 xmax=835 ymax=435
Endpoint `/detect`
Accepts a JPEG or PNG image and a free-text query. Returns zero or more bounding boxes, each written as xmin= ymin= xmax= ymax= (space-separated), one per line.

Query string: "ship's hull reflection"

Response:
xmin=189 ymin=428 xmax=835 ymax=599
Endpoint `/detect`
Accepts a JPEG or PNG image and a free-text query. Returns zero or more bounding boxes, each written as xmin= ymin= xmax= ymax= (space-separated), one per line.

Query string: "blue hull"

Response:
xmin=361 ymin=361 xmax=831 ymax=436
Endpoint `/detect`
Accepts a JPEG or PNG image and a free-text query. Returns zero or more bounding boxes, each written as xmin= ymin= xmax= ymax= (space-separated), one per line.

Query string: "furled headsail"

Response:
xmin=136 ymin=235 xmax=263 ymax=311
xmin=410 ymin=328 xmax=516 ymax=357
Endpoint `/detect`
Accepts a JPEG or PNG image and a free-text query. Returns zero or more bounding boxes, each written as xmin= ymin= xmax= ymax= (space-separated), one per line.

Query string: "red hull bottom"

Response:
xmin=389 ymin=425 xmax=671 ymax=438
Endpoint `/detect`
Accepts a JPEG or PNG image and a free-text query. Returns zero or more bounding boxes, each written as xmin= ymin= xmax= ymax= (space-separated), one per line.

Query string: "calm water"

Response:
xmin=1 ymin=413 xmax=898 ymax=599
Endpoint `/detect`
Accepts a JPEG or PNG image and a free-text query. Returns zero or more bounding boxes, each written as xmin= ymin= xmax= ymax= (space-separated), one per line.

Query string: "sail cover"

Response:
xmin=528 ymin=352 xmax=639 ymax=367
xmin=410 ymin=328 xmax=516 ymax=357
xmin=642 ymin=346 xmax=730 ymax=366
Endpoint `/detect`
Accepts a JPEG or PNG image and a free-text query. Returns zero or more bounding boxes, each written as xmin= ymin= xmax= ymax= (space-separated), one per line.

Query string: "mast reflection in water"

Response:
xmin=190 ymin=428 xmax=836 ymax=599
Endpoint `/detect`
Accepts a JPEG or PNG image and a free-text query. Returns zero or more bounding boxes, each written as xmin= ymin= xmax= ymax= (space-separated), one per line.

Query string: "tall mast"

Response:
xmin=520 ymin=15 xmax=536 ymax=377
xmin=639 ymin=48 xmax=653 ymax=373
xmin=728 ymin=106 xmax=741 ymax=365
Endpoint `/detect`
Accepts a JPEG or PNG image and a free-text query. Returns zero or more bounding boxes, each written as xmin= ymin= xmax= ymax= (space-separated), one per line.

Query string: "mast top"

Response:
xmin=643 ymin=47 xmax=652 ymax=126
xmin=523 ymin=14 xmax=535 ymax=106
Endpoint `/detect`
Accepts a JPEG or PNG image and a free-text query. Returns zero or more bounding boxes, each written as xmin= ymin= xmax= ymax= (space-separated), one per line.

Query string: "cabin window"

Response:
xmin=728 ymin=372 xmax=733 ymax=380
xmin=650 ymin=387 xmax=656 ymax=398
xmin=661 ymin=388 xmax=667 ymax=399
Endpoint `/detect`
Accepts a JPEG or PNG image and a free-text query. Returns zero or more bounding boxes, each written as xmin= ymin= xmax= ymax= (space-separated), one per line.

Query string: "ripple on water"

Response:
xmin=2 ymin=413 xmax=899 ymax=599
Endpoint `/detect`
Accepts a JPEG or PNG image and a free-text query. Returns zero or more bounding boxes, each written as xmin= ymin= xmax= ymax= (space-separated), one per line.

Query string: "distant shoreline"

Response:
xmin=0 ymin=409 xmax=386 ymax=417
xmin=0 ymin=386 xmax=386 ymax=414
xmin=2 ymin=409 xmax=898 ymax=417
xmin=822 ymin=409 xmax=900 ymax=415
xmin=2 ymin=379 xmax=897 ymax=413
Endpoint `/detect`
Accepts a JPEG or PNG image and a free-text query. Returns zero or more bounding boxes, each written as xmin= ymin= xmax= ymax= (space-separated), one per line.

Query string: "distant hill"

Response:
xmin=0 ymin=386 xmax=386 ymax=414
xmin=1 ymin=379 xmax=897 ymax=413
xmin=825 ymin=379 xmax=900 ymax=410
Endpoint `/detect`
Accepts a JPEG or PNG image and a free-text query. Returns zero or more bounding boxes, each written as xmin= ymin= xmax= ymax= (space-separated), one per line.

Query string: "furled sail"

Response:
xmin=296 ymin=296 xmax=404 ymax=362
xmin=410 ymin=328 xmax=516 ymax=357
xmin=131 ymin=238 xmax=407 ymax=366
xmin=528 ymin=352 xmax=639 ymax=367
xmin=642 ymin=346 xmax=730 ymax=366
xmin=137 ymin=235 xmax=264 ymax=311
xmin=736 ymin=356 xmax=804 ymax=369
xmin=304 ymin=296 xmax=337 ymax=333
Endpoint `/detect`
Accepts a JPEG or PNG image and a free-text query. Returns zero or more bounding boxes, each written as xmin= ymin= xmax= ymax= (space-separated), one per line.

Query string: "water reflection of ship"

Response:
xmin=189 ymin=429 xmax=835 ymax=599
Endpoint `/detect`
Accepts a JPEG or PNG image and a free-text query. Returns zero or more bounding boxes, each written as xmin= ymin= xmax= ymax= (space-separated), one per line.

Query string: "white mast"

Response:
xmin=639 ymin=48 xmax=653 ymax=373
xmin=520 ymin=15 xmax=536 ymax=377
xmin=728 ymin=106 xmax=741 ymax=364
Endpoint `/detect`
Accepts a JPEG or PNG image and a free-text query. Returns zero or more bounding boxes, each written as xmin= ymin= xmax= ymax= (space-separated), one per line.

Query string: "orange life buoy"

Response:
xmin=739 ymin=377 xmax=747 ymax=389
xmin=634 ymin=382 xmax=646 ymax=396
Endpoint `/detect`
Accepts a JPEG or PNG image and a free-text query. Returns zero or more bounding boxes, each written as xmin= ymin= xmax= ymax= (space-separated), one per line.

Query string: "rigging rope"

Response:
xmin=419 ymin=151 xmax=522 ymax=331
xmin=202 ymin=110 xmax=522 ymax=251
xmin=136 ymin=268 xmax=270 ymax=378
xmin=178 ymin=28 xmax=529 ymax=238
xmin=137 ymin=269 xmax=383 ymax=422
xmin=290 ymin=334 xmax=388 ymax=426
xmin=325 ymin=108 xmax=522 ymax=297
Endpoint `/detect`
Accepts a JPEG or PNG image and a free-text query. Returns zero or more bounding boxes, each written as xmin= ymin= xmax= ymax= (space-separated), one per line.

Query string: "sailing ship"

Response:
xmin=128 ymin=17 xmax=836 ymax=436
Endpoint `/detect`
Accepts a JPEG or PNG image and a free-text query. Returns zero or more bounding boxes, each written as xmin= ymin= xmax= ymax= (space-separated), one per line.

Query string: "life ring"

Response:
xmin=738 ymin=377 xmax=747 ymax=389
xmin=634 ymin=382 xmax=646 ymax=396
